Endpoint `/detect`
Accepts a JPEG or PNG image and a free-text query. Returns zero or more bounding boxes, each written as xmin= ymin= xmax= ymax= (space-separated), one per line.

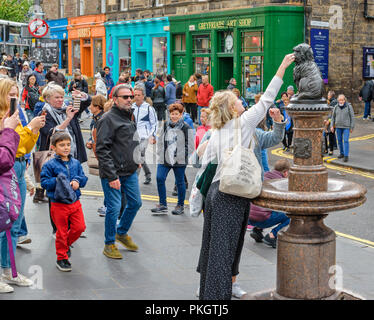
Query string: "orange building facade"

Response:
xmin=67 ymin=14 xmax=106 ymax=77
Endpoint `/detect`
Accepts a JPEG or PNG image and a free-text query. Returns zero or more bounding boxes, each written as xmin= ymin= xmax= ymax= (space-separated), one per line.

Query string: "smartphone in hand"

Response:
xmin=10 ymin=98 xmax=17 ymax=116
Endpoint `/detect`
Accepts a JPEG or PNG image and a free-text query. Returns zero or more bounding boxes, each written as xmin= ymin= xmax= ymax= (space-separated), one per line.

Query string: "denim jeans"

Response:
xmin=156 ymin=164 xmax=186 ymax=207
xmin=364 ymin=101 xmax=371 ymax=119
xmin=0 ymin=160 xmax=27 ymax=268
xmin=248 ymin=211 xmax=290 ymax=238
xmin=336 ymin=128 xmax=350 ymax=157
xmin=101 ymin=172 xmax=142 ymax=245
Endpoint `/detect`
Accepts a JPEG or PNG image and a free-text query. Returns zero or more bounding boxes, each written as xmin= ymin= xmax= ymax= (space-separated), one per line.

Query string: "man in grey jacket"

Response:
xmin=331 ymin=94 xmax=355 ymax=162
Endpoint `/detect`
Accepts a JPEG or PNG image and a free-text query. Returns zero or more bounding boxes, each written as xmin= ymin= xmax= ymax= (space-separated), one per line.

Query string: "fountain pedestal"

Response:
xmin=244 ymin=99 xmax=367 ymax=300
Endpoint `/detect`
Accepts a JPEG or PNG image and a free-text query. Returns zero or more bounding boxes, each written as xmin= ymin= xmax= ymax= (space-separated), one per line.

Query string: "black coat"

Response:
xmin=69 ymin=78 xmax=88 ymax=93
xmin=39 ymin=97 xmax=91 ymax=164
xmin=359 ymin=80 xmax=373 ymax=102
xmin=96 ymin=105 xmax=140 ymax=181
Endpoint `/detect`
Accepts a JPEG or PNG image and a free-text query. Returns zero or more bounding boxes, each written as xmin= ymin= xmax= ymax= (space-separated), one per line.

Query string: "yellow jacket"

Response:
xmin=15 ymin=123 xmax=39 ymax=158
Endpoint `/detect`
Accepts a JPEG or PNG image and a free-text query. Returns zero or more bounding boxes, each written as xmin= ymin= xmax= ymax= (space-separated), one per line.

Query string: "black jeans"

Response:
xmin=184 ymin=103 xmax=197 ymax=123
xmin=153 ymin=103 xmax=166 ymax=121
xmin=324 ymin=131 xmax=336 ymax=152
xmin=282 ymin=130 xmax=293 ymax=149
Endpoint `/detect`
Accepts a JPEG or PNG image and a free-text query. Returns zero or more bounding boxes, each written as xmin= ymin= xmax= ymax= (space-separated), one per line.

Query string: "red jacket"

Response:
xmin=249 ymin=170 xmax=284 ymax=222
xmin=197 ymin=83 xmax=214 ymax=107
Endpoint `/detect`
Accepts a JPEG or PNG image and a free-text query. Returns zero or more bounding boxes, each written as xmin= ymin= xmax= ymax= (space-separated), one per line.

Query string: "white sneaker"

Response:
xmin=232 ymin=282 xmax=247 ymax=299
xmin=17 ymin=236 xmax=32 ymax=245
xmin=0 ymin=281 xmax=14 ymax=293
xmin=1 ymin=272 xmax=33 ymax=287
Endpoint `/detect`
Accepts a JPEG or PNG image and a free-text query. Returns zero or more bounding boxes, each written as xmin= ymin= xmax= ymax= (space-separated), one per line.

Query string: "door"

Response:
xmin=82 ymin=45 xmax=92 ymax=77
xmin=173 ymin=55 xmax=187 ymax=84
xmin=61 ymin=40 xmax=68 ymax=70
xmin=136 ymin=52 xmax=147 ymax=72
xmin=218 ymin=57 xmax=233 ymax=90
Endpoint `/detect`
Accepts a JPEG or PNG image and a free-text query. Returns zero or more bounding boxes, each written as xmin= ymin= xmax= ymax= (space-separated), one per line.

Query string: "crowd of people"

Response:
xmin=0 ymin=49 xmax=366 ymax=299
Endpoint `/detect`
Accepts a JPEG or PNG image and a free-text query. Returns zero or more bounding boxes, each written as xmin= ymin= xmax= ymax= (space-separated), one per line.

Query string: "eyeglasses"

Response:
xmin=117 ymin=95 xmax=134 ymax=100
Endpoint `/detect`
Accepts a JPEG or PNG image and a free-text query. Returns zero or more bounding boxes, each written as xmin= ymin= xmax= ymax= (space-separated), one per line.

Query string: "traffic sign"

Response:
xmin=28 ymin=18 xmax=49 ymax=38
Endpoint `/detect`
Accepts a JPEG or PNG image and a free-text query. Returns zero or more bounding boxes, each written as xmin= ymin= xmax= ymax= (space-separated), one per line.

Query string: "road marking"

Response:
xmin=81 ymin=190 xmax=190 ymax=205
xmin=335 ymin=231 xmax=374 ymax=248
xmin=272 ymin=148 xmax=374 ymax=179
xmin=349 ymin=134 xmax=374 ymax=142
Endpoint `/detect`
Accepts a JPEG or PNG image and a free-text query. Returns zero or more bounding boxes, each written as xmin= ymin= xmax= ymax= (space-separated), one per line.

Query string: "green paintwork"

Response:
xmin=169 ymin=5 xmax=304 ymax=98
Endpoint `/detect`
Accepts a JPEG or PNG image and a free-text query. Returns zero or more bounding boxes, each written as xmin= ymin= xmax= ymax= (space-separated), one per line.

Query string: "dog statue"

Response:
xmin=292 ymin=43 xmax=325 ymax=100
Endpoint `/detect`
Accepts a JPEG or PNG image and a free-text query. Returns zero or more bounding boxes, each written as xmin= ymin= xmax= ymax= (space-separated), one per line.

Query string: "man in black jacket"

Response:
xmin=46 ymin=64 xmax=67 ymax=88
xmin=96 ymin=84 xmax=142 ymax=260
xmin=359 ymin=80 xmax=373 ymax=120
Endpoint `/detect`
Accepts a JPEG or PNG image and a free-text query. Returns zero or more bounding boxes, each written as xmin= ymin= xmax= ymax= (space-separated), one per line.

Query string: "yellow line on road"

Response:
xmin=81 ymin=190 xmax=190 ymax=205
xmin=271 ymin=148 xmax=374 ymax=180
xmin=335 ymin=231 xmax=374 ymax=248
xmin=349 ymin=134 xmax=374 ymax=142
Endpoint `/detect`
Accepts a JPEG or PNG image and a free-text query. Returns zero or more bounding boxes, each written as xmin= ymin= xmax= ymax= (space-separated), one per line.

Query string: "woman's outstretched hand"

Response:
xmin=276 ymin=53 xmax=296 ymax=79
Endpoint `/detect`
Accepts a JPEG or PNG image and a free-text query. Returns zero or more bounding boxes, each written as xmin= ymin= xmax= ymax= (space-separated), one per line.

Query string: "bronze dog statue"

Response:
xmin=292 ymin=43 xmax=325 ymax=100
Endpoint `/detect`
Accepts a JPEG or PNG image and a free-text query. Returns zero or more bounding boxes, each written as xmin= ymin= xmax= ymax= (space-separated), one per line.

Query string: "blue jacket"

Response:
xmin=165 ymin=82 xmax=176 ymax=106
xmin=183 ymin=112 xmax=195 ymax=136
xmin=145 ymin=79 xmax=154 ymax=97
xmin=254 ymin=120 xmax=286 ymax=180
xmin=104 ymin=74 xmax=114 ymax=96
xmin=40 ymin=154 xmax=88 ymax=202
xmin=33 ymin=69 xmax=46 ymax=87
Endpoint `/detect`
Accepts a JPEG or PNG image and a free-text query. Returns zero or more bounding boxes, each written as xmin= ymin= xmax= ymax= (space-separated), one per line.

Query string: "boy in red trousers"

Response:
xmin=41 ymin=131 xmax=87 ymax=272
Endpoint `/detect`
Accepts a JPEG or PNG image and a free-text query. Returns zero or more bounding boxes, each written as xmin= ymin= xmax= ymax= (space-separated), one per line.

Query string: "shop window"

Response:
xmin=93 ymin=39 xmax=103 ymax=74
xmin=72 ymin=40 xmax=81 ymax=72
xmin=219 ymin=31 xmax=234 ymax=53
xmin=152 ymin=37 xmax=168 ymax=75
xmin=174 ymin=34 xmax=186 ymax=52
xmin=118 ymin=39 xmax=131 ymax=74
xmin=242 ymin=55 xmax=263 ymax=104
xmin=194 ymin=57 xmax=211 ymax=78
xmin=241 ymin=31 xmax=263 ymax=53
xmin=192 ymin=34 xmax=211 ymax=54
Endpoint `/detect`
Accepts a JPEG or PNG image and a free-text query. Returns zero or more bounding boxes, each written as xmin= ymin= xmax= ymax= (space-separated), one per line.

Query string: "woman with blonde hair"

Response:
xmin=196 ymin=53 xmax=295 ymax=300
xmin=0 ymin=78 xmax=45 ymax=290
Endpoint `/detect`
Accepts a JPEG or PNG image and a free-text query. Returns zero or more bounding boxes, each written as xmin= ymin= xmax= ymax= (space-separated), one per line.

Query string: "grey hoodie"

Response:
xmin=331 ymin=102 xmax=355 ymax=130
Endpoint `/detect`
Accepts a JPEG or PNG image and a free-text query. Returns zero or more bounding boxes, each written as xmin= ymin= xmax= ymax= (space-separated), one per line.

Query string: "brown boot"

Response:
xmin=33 ymin=188 xmax=49 ymax=203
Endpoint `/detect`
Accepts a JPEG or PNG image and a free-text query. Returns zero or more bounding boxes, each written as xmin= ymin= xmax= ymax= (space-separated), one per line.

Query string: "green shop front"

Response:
xmin=169 ymin=6 xmax=304 ymax=104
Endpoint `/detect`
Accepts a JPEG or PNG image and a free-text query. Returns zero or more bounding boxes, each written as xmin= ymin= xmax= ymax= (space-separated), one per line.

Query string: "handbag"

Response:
xmin=188 ymin=182 xmax=203 ymax=217
xmin=87 ymin=149 xmax=99 ymax=175
xmin=32 ymin=129 xmax=56 ymax=183
xmin=219 ymin=117 xmax=262 ymax=199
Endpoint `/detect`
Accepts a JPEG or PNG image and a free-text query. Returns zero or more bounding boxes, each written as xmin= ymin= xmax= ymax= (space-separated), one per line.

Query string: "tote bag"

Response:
xmin=219 ymin=117 xmax=262 ymax=199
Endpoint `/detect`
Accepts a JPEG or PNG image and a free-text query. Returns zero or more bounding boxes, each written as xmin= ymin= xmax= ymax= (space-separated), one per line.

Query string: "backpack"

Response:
xmin=26 ymin=86 xmax=40 ymax=110
xmin=0 ymin=168 xmax=21 ymax=278
xmin=0 ymin=169 xmax=21 ymax=231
